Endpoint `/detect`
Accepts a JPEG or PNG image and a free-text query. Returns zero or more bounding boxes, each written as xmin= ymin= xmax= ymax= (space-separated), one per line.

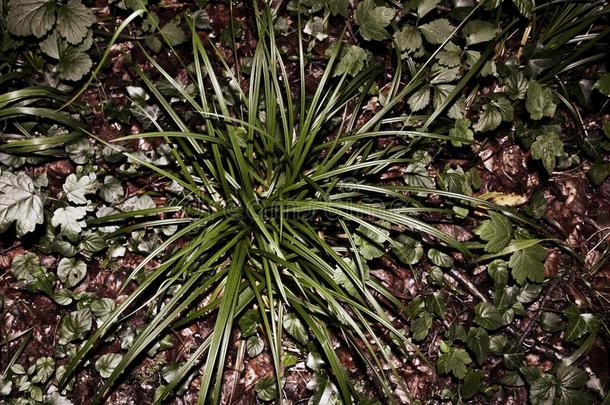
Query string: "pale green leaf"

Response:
xmin=394 ymin=25 xmax=422 ymax=54
xmin=63 ymin=173 xmax=99 ymax=204
xmin=463 ymin=20 xmax=499 ymax=45
xmin=530 ymin=131 xmax=564 ymax=173
xmin=355 ymin=0 xmax=395 ymax=41
xmin=52 ymin=206 xmax=87 ymax=240
xmin=7 ymin=0 xmax=57 ymax=38
xmin=0 ymin=171 xmax=44 ymax=236
xmin=57 ymin=257 xmax=87 ymax=288
xmin=95 ymin=353 xmax=123 ymax=378
xmin=419 ymin=19 xmax=455 ymax=44
xmin=56 ymin=0 xmax=95 ymax=44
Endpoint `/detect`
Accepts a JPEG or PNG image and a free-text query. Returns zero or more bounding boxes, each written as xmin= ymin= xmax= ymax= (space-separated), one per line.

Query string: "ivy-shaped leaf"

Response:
xmin=466 ymin=327 xmax=489 ymax=365
xmin=355 ymin=0 xmax=395 ymax=41
xmin=57 ymin=257 xmax=87 ymax=288
xmin=63 ymin=173 xmax=99 ymax=204
xmin=59 ymin=308 xmax=92 ymax=344
xmin=354 ymin=223 xmax=389 ymax=260
xmin=474 ymin=302 xmax=504 ymax=330
xmin=428 ymin=248 xmax=454 ymax=268
xmin=530 ymin=131 xmax=564 ymax=173
xmin=392 ymin=234 xmax=423 ymax=265
xmin=473 ymin=97 xmax=513 ymax=132
xmin=95 ymin=353 xmax=123 ymax=379
xmin=283 ymin=313 xmax=308 ymax=345
xmin=52 ymin=206 xmax=87 ymax=241
xmin=474 ymin=211 xmax=513 ymax=253
xmin=247 ymin=335 xmax=265 ymax=357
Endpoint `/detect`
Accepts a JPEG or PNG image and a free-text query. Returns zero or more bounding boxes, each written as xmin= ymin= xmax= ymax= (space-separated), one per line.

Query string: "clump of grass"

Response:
xmin=60 ymin=3 xmax=483 ymax=404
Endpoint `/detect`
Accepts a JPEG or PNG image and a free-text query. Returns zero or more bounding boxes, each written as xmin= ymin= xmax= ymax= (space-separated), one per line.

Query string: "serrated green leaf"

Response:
xmin=474 ymin=211 xmax=513 ymax=253
xmin=334 ymin=45 xmax=368 ymax=77
xmin=419 ymin=19 xmax=455 ymax=44
xmin=394 ymin=25 xmax=422 ymax=54
xmin=0 ymin=171 xmax=44 ymax=236
xmin=355 ymin=0 xmax=395 ymax=41
xmin=56 ymin=0 xmax=95 ymax=44
xmin=39 ymin=30 xmax=65 ymax=59
xmin=463 ymin=20 xmax=499 ymax=45
xmin=57 ymin=257 xmax=87 ymax=288
xmin=437 ymin=345 xmax=472 ymax=379
xmin=411 ymin=311 xmax=432 ymax=341
xmin=526 ymin=80 xmax=557 ymax=120
xmin=160 ymin=19 xmax=185 ymax=46
xmin=57 ymin=51 xmax=92 ymax=81
xmin=31 ymin=357 xmax=54 ymax=384
xmin=95 ymin=353 xmax=123 ymax=379
xmin=449 ymin=118 xmax=474 ymax=147
xmin=7 ymin=0 xmax=57 ymax=38
xmin=407 ymin=85 xmax=430 ymax=111
xmin=530 ymin=131 xmax=564 ymax=173
xmin=508 ymin=244 xmax=546 ymax=284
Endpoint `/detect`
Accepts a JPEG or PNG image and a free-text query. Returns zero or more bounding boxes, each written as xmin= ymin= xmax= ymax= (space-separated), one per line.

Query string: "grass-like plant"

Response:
xmin=58 ymin=3 xmax=497 ymax=404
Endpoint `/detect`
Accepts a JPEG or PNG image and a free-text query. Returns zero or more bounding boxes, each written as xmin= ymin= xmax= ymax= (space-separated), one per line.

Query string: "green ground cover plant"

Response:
xmin=0 ymin=0 xmax=609 ymax=404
